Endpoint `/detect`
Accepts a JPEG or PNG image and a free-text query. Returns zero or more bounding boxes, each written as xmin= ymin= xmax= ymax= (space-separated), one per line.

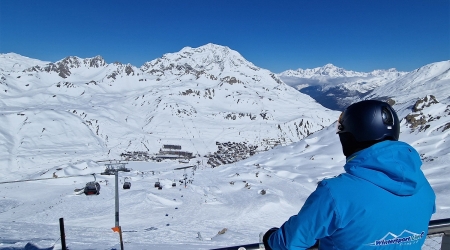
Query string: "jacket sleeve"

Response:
xmin=267 ymin=181 xmax=342 ymax=250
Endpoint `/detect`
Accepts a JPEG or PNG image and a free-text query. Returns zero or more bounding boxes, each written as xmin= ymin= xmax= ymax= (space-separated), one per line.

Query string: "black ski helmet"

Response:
xmin=337 ymin=100 xmax=400 ymax=143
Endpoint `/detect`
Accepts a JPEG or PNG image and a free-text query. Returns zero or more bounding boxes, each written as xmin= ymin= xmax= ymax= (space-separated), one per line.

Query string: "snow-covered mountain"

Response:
xmin=365 ymin=60 xmax=450 ymax=104
xmin=0 ymin=53 xmax=50 ymax=72
xmin=0 ymin=44 xmax=338 ymax=178
xmin=0 ymin=47 xmax=449 ymax=249
xmin=280 ymin=63 xmax=370 ymax=78
xmin=278 ymin=63 xmax=407 ymax=110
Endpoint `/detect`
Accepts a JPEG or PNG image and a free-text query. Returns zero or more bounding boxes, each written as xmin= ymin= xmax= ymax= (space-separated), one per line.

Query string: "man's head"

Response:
xmin=336 ymin=100 xmax=400 ymax=157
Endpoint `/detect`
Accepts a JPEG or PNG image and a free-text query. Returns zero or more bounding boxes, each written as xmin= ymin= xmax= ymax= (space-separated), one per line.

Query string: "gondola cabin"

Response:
xmin=172 ymin=182 xmax=176 ymax=187
xmin=154 ymin=181 xmax=161 ymax=188
xmin=123 ymin=181 xmax=131 ymax=189
xmin=84 ymin=181 xmax=100 ymax=195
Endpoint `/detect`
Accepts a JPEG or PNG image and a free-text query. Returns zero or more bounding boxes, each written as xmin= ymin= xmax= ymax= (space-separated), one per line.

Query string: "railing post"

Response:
xmin=59 ymin=218 xmax=67 ymax=250
xmin=115 ymin=170 xmax=119 ymax=229
xmin=119 ymin=226 xmax=124 ymax=250
xmin=442 ymin=232 xmax=450 ymax=250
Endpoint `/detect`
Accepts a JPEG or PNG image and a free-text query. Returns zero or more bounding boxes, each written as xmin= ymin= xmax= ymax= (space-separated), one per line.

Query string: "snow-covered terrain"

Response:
xmin=278 ymin=64 xmax=408 ymax=110
xmin=0 ymin=44 xmax=337 ymax=180
xmin=0 ymin=45 xmax=448 ymax=249
xmin=0 ymin=53 xmax=50 ymax=73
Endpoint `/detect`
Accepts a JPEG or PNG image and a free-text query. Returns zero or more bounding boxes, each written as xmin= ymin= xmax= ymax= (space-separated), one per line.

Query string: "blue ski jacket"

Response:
xmin=267 ymin=140 xmax=436 ymax=250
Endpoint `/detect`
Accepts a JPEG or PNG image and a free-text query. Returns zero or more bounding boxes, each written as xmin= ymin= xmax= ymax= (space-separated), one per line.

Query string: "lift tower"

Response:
xmin=101 ymin=162 xmax=130 ymax=250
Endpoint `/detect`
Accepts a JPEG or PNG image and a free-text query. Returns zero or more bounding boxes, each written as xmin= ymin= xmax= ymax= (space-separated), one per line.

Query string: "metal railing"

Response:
xmin=211 ymin=218 xmax=450 ymax=250
xmin=426 ymin=218 xmax=450 ymax=250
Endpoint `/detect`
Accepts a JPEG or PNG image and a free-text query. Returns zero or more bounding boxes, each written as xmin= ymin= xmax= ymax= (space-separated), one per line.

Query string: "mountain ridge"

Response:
xmin=1 ymin=46 xmax=448 ymax=176
xmin=278 ymin=61 xmax=449 ymax=110
xmin=0 ymin=44 xmax=338 ymax=175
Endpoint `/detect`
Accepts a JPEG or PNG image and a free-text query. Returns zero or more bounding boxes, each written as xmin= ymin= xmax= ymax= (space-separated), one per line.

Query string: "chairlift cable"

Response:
xmin=0 ymin=173 xmax=101 ymax=185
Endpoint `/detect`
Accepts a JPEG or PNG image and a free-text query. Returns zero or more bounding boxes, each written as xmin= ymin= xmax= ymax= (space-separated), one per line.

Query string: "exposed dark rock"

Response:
xmin=405 ymin=114 xmax=427 ymax=129
xmin=413 ymin=95 xmax=439 ymax=112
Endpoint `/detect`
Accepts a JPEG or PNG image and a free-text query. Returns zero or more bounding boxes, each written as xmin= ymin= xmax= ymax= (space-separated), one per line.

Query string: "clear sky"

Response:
xmin=0 ymin=0 xmax=449 ymax=73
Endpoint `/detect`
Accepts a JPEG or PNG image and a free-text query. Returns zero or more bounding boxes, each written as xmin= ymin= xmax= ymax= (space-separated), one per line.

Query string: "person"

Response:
xmin=263 ymin=100 xmax=436 ymax=250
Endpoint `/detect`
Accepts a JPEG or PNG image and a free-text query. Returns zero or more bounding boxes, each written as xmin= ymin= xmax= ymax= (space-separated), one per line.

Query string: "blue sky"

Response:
xmin=0 ymin=0 xmax=448 ymax=73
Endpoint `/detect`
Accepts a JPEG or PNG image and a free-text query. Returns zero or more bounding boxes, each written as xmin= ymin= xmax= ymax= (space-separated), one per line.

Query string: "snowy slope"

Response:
xmin=0 ymin=119 xmax=447 ymax=249
xmin=0 ymin=47 xmax=448 ymax=250
xmin=365 ymin=60 xmax=450 ymax=104
xmin=0 ymin=53 xmax=50 ymax=72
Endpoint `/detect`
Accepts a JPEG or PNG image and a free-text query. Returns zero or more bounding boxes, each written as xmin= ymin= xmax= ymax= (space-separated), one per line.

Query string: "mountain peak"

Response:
xmin=83 ymin=55 xmax=106 ymax=68
xmin=181 ymin=43 xmax=232 ymax=54
xmin=316 ymin=64 xmax=348 ymax=76
xmin=58 ymin=56 xmax=83 ymax=68
xmin=278 ymin=64 xmax=408 ymax=79
xmin=140 ymin=43 xmax=260 ymax=75
xmin=323 ymin=63 xmax=336 ymax=68
xmin=279 ymin=64 xmax=364 ymax=78
xmin=57 ymin=55 xmax=106 ymax=69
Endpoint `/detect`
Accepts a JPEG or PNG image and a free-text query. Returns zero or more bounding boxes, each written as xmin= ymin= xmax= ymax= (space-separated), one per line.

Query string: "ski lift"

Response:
xmin=84 ymin=174 xmax=100 ymax=195
xmin=123 ymin=181 xmax=131 ymax=189
xmin=122 ymin=177 xmax=131 ymax=189
xmin=84 ymin=182 xmax=100 ymax=195
xmin=155 ymin=178 xmax=161 ymax=188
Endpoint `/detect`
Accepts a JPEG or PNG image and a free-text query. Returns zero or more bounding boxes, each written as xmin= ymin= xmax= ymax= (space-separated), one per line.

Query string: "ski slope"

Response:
xmin=0 ymin=121 xmax=448 ymax=249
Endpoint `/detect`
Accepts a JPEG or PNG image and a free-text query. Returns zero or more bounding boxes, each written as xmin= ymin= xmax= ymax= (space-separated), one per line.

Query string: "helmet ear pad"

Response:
xmin=337 ymin=100 xmax=400 ymax=142
xmin=339 ymin=132 xmax=380 ymax=157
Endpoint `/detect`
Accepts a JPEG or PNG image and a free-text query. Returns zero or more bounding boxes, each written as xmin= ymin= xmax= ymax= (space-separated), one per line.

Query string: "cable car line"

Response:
xmin=0 ymin=173 xmax=100 ymax=185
